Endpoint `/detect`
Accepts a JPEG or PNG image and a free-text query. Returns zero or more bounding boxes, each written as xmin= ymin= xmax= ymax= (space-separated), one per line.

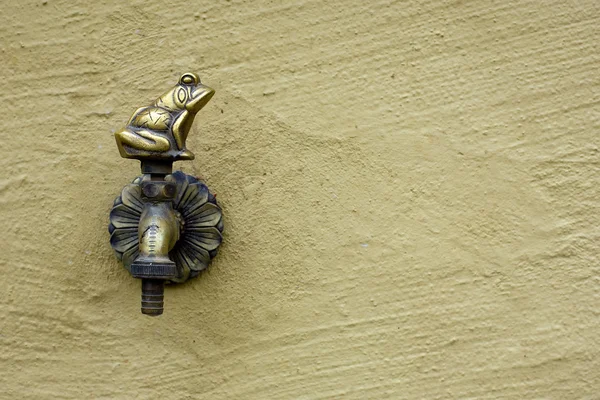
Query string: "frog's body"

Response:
xmin=115 ymin=73 xmax=215 ymax=161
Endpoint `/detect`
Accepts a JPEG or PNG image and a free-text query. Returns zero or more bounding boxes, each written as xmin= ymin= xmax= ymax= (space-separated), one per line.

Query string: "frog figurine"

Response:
xmin=115 ymin=72 xmax=215 ymax=161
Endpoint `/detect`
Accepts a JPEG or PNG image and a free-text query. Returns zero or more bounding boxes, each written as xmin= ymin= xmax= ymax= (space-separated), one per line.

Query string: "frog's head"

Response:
xmin=154 ymin=73 xmax=215 ymax=114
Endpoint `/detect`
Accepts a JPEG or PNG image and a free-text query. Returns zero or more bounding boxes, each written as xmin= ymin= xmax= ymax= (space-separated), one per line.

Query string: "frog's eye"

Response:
xmin=179 ymin=73 xmax=199 ymax=85
xmin=177 ymin=87 xmax=188 ymax=104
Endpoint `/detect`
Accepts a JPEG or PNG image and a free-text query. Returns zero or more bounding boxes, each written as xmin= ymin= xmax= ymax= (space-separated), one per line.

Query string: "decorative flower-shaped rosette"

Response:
xmin=108 ymin=171 xmax=223 ymax=283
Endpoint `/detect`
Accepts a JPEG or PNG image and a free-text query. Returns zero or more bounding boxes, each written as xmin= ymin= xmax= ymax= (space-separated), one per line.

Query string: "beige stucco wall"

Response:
xmin=1 ymin=0 xmax=599 ymax=398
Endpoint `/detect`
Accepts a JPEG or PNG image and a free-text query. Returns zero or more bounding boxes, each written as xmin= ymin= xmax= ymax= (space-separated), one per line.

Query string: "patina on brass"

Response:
xmin=108 ymin=73 xmax=223 ymax=316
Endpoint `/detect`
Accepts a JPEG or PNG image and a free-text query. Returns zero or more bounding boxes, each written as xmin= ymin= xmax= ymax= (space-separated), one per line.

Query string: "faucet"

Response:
xmin=130 ymin=170 xmax=181 ymax=315
xmin=108 ymin=73 xmax=224 ymax=316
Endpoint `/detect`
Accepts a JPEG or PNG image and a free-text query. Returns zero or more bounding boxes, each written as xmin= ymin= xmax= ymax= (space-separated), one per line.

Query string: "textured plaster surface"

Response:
xmin=1 ymin=0 xmax=599 ymax=398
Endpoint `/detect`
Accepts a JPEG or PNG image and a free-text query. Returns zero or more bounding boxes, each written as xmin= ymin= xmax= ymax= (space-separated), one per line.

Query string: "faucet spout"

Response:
xmin=129 ymin=174 xmax=181 ymax=315
xmin=133 ymin=202 xmax=180 ymax=274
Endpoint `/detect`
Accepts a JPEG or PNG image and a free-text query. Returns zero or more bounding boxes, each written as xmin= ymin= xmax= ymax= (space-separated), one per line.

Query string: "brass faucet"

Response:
xmin=108 ymin=73 xmax=224 ymax=316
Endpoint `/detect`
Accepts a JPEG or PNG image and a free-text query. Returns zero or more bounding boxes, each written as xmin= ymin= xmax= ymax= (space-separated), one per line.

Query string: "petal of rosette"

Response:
xmin=185 ymin=202 xmax=222 ymax=227
xmin=109 ymin=203 xmax=141 ymax=229
xmin=172 ymin=244 xmax=210 ymax=272
xmin=120 ymin=184 xmax=144 ymax=213
xmin=172 ymin=171 xmax=190 ymax=209
xmin=110 ymin=228 xmax=139 ymax=254
xmin=122 ymin=245 xmax=139 ymax=267
xmin=180 ymin=184 xmax=209 ymax=216
xmin=184 ymin=227 xmax=222 ymax=251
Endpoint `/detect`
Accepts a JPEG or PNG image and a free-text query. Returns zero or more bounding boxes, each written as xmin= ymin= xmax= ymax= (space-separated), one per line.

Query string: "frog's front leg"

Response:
xmin=171 ymin=110 xmax=194 ymax=151
xmin=170 ymin=110 xmax=196 ymax=160
xmin=114 ymin=128 xmax=171 ymax=157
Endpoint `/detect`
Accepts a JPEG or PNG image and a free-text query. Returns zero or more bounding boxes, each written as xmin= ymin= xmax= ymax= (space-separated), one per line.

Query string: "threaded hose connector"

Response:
xmin=141 ymin=279 xmax=164 ymax=316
